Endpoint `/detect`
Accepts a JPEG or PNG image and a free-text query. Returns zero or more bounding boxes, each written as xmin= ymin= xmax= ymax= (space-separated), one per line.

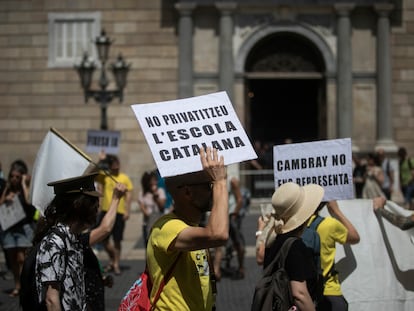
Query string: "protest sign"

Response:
xmin=0 ymin=196 xmax=26 ymax=231
xmin=85 ymin=129 xmax=121 ymax=154
xmin=131 ymin=91 xmax=257 ymax=177
xmin=273 ymin=138 xmax=353 ymax=201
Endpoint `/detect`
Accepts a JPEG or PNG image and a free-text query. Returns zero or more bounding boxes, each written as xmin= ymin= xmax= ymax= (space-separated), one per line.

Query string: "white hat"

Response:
xmin=271 ymin=182 xmax=324 ymax=233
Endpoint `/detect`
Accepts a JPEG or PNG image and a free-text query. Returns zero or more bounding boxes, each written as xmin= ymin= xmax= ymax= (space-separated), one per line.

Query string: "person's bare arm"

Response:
xmin=231 ymin=177 xmax=243 ymax=216
xmin=173 ymin=147 xmax=229 ymax=251
xmin=327 ymin=200 xmax=360 ymax=244
xmin=373 ymin=197 xmax=414 ymax=230
xmin=21 ymin=174 xmax=31 ymax=203
xmin=0 ymin=184 xmax=8 ymax=205
xmin=45 ymin=284 xmax=62 ymax=311
xmin=256 ymin=215 xmax=266 ymax=266
xmin=290 ymin=280 xmax=316 ymax=311
xmin=89 ymin=183 xmax=127 ymax=245
xmin=123 ymin=190 xmax=132 ymax=221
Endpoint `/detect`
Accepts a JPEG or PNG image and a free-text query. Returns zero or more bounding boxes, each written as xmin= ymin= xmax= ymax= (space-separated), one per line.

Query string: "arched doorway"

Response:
xmin=244 ymin=32 xmax=327 ymax=148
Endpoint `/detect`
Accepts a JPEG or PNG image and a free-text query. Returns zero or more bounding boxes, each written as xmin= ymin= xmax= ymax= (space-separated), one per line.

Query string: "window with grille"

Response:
xmin=48 ymin=12 xmax=101 ymax=68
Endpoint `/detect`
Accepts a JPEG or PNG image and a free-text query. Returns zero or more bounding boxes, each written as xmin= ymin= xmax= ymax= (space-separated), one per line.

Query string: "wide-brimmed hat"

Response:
xmin=47 ymin=173 xmax=101 ymax=197
xmin=271 ymin=182 xmax=324 ymax=233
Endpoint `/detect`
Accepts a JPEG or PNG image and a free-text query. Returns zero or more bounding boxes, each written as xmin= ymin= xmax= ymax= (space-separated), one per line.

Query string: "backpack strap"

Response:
xmin=149 ymin=252 xmax=182 ymax=310
xmin=309 ymin=215 xmax=324 ymax=231
xmin=307 ymin=216 xmax=336 ymax=279
xmin=262 ymin=237 xmax=297 ymax=277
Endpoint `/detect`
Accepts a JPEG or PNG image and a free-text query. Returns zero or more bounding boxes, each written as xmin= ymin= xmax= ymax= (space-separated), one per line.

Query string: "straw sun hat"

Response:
xmin=272 ymin=182 xmax=324 ymax=233
xmin=258 ymin=182 xmax=324 ymax=248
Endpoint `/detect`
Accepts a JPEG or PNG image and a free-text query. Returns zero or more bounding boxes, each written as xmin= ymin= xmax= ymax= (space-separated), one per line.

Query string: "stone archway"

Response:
xmin=236 ymin=24 xmax=335 ymax=146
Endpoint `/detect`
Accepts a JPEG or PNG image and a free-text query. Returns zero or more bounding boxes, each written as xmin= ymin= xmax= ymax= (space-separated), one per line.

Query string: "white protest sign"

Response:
xmin=85 ymin=130 xmax=121 ymax=154
xmin=131 ymin=91 xmax=257 ymax=177
xmin=273 ymin=138 xmax=353 ymax=201
xmin=0 ymin=196 xmax=26 ymax=231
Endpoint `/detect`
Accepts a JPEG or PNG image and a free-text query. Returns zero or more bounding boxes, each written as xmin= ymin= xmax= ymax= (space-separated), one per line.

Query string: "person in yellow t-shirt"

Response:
xmin=147 ymin=147 xmax=228 ymax=311
xmin=96 ymin=154 xmax=133 ymax=275
xmin=310 ymin=201 xmax=360 ymax=311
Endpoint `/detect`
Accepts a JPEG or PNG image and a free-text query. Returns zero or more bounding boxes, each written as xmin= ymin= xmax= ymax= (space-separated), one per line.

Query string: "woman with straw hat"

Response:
xmin=255 ymin=182 xmax=324 ymax=311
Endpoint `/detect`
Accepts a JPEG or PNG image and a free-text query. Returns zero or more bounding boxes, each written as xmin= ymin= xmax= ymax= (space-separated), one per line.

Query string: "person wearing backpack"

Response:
xmin=311 ymin=200 xmax=360 ymax=311
xmin=147 ymin=147 xmax=228 ymax=311
xmin=82 ymin=181 xmax=127 ymax=311
xmin=254 ymin=182 xmax=325 ymax=311
xmin=31 ymin=173 xmax=101 ymax=311
xmin=213 ymin=173 xmax=246 ymax=281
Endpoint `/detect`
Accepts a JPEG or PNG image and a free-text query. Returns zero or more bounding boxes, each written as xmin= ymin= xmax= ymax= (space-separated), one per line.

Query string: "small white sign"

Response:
xmin=85 ymin=130 xmax=121 ymax=154
xmin=273 ymin=138 xmax=354 ymax=201
xmin=131 ymin=91 xmax=257 ymax=177
xmin=0 ymin=196 xmax=26 ymax=231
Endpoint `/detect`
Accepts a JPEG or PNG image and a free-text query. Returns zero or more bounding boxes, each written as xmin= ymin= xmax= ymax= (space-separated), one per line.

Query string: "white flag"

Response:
xmin=30 ymin=129 xmax=91 ymax=215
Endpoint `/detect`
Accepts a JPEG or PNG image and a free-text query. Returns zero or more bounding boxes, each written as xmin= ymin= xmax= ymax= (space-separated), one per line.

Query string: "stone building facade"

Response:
xmin=0 ymin=0 xmax=412 ymax=197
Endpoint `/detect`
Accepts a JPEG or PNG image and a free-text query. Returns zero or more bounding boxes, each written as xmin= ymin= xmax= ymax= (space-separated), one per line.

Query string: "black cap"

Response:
xmin=165 ymin=170 xmax=212 ymax=189
xmin=47 ymin=173 xmax=101 ymax=197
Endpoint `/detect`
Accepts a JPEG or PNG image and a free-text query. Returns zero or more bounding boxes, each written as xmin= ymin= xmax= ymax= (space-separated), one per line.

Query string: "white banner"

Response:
xmin=131 ymin=91 xmax=257 ymax=177
xmin=273 ymin=138 xmax=354 ymax=201
xmin=324 ymin=200 xmax=414 ymax=311
xmin=30 ymin=129 xmax=91 ymax=215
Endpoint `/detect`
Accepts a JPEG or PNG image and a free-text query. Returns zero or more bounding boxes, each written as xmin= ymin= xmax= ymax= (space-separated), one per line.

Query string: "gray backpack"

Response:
xmin=251 ymin=237 xmax=297 ymax=311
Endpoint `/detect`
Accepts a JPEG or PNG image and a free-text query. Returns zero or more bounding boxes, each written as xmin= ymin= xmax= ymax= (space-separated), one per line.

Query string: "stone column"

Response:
xmin=175 ymin=2 xmax=196 ymax=98
xmin=335 ymin=4 xmax=354 ymax=139
xmin=216 ymin=2 xmax=237 ymax=102
xmin=375 ymin=3 xmax=396 ymax=151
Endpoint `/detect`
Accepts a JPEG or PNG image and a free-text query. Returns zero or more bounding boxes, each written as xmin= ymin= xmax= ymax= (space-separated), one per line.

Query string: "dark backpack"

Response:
xmin=20 ymin=228 xmax=67 ymax=311
xmin=251 ymin=237 xmax=297 ymax=311
xmin=301 ymin=215 xmax=325 ymax=305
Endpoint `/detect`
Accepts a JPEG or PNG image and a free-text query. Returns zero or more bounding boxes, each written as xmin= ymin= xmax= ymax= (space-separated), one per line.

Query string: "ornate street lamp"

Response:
xmin=75 ymin=30 xmax=130 ymax=130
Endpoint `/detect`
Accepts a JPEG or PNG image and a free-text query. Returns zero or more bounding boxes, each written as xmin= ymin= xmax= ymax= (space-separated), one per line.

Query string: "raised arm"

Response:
xmin=172 ymin=147 xmax=229 ymax=251
xmin=89 ymin=183 xmax=127 ymax=245
xmin=327 ymin=200 xmax=360 ymax=244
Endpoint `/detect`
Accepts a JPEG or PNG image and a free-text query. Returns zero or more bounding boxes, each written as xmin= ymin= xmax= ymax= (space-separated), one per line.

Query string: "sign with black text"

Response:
xmin=85 ymin=130 xmax=120 ymax=154
xmin=131 ymin=91 xmax=257 ymax=177
xmin=273 ymin=138 xmax=353 ymax=201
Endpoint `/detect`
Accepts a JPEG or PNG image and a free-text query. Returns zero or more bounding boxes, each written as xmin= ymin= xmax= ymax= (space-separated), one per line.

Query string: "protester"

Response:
xmin=96 ymin=154 xmax=133 ymax=275
xmin=155 ymin=168 xmax=174 ymax=214
xmin=83 ymin=181 xmax=127 ymax=311
xmin=309 ymin=200 xmax=360 ymax=311
xmin=397 ymin=147 xmax=414 ymax=209
xmin=362 ymin=152 xmax=385 ymax=199
xmin=138 ymin=170 xmax=166 ymax=246
xmin=33 ymin=173 xmax=100 ymax=310
xmin=0 ymin=160 xmax=36 ymax=297
xmin=146 ymin=147 xmax=228 ymax=310
xmin=376 ymin=148 xmax=394 ymax=200
xmin=213 ymin=174 xmax=245 ymax=280
xmin=352 ymin=153 xmax=366 ymax=199
xmin=255 ymin=182 xmax=324 ymax=311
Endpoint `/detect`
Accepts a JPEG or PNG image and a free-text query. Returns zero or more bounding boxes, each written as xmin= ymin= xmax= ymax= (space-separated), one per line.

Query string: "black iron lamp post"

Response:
xmin=75 ymin=30 xmax=130 ymax=130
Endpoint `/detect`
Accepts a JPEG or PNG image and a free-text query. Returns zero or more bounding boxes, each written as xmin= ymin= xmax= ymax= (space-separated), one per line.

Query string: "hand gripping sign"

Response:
xmin=131 ymin=91 xmax=257 ymax=177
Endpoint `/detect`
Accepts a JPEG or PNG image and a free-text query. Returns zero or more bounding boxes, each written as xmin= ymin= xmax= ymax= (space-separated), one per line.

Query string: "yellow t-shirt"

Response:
xmin=147 ymin=214 xmax=214 ymax=311
xmin=98 ymin=172 xmax=133 ymax=214
xmin=313 ymin=216 xmax=348 ymax=296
